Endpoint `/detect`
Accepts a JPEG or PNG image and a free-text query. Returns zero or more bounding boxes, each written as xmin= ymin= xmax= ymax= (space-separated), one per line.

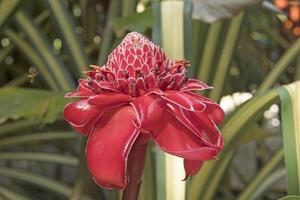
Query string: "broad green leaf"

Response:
xmin=237 ymin=149 xmax=284 ymax=200
xmin=0 ymin=0 xmax=21 ymax=29
xmin=188 ymin=90 xmax=279 ymax=200
xmin=45 ymin=0 xmax=89 ymax=74
xmin=111 ymin=9 xmax=153 ymax=37
xmin=0 ymin=132 xmax=76 ymax=148
xmin=276 ymin=81 xmax=300 ymax=195
xmin=0 ymin=152 xmax=78 ymax=166
xmin=14 ymin=10 xmax=75 ymax=90
xmin=0 ymin=186 xmax=30 ymax=200
xmin=0 ymin=87 xmax=69 ymax=123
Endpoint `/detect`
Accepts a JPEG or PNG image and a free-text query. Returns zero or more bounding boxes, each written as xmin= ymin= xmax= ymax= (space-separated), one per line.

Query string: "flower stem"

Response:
xmin=122 ymin=143 xmax=148 ymax=200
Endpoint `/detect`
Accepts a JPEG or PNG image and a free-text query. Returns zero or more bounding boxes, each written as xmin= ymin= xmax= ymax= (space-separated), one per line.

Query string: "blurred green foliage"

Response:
xmin=0 ymin=0 xmax=300 ymax=200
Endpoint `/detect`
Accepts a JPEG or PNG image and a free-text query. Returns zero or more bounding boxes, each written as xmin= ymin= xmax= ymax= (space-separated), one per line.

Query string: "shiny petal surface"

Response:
xmin=184 ymin=159 xmax=203 ymax=179
xmin=186 ymin=92 xmax=225 ymax=124
xmin=153 ymin=111 xmax=218 ymax=161
xmin=179 ymin=79 xmax=212 ymax=92
xmin=130 ymin=95 xmax=165 ymax=133
xmin=167 ymin=103 xmax=223 ymax=149
xmin=162 ymin=91 xmax=206 ymax=112
xmin=86 ymin=106 xmax=139 ymax=189
xmin=88 ymin=93 xmax=132 ymax=108
xmin=64 ymin=100 xmax=101 ymax=135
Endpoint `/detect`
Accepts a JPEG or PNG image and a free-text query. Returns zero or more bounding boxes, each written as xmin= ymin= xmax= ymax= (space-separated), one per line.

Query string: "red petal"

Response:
xmin=88 ymin=93 xmax=132 ymax=108
xmin=186 ymin=92 xmax=225 ymax=124
xmin=180 ymin=79 xmax=212 ymax=92
xmin=146 ymin=73 xmax=156 ymax=90
xmin=153 ymin=111 xmax=218 ymax=161
xmin=162 ymin=91 xmax=206 ymax=112
xmin=130 ymin=95 xmax=165 ymax=133
xmin=86 ymin=106 xmax=140 ymax=189
xmin=64 ymin=100 xmax=101 ymax=135
xmin=184 ymin=159 xmax=203 ymax=179
xmin=167 ymin=103 xmax=223 ymax=150
xmin=98 ymin=82 xmax=121 ymax=93
xmin=65 ymin=79 xmax=94 ymax=98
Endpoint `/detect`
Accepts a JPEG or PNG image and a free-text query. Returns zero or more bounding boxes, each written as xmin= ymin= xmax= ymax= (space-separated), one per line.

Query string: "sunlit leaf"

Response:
xmin=277 ymin=81 xmax=300 ymax=195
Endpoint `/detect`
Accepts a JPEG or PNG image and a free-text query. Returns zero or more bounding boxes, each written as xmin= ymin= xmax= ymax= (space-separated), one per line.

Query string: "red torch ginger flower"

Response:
xmin=64 ymin=32 xmax=224 ymax=192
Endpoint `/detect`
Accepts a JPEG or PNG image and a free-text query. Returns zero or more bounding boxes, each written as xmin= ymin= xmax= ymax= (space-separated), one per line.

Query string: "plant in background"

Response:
xmin=64 ymin=32 xmax=224 ymax=199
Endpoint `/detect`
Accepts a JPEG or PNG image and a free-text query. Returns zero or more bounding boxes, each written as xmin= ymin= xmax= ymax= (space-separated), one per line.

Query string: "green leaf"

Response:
xmin=97 ymin=0 xmax=120 ymax=65
xmin=121 ymin=0 xmax=138 ymax=17
xmin=188 ymin=90 xmax=279 ymax=200
xmin=0 ymin=167 xmax=72 ymax=197
xmin=0 ymin=87 xmax=69 ymax=123
xmin=191 ymin=20 xmax=209 ymax=77
xmin=140 ymin=145 xmax=156 ymax=200
xmin=111 ymin=9 xmax=153 ymax=37
xmin=279 ymin=196 xmax=300 ymax=200
xmin=258 ymin=38 xmax=300 ymax=93
xmin=14 ymin=10 xmax=75 ymax=90
xmin=0 ymin=132 xmax=76 ymax=148
xmin=0 ymin=119 xmax=41 ymax=137
xmin=197 ymin=20 xmax=223 ymax=83
xmin=0 ymin=0 xmax=21 ymax=29
xmin=0 ymin=152 xmax=78 ymax=166
xmin=0 ymin=186 xmax=30 ymax=200
xmin=249 ymin=168 xmax=286 ymax=200
xmin=160 ymin=1 xmax=188 ymax=200
xmin=45 ymin=0 xmax=89 ymax=74
xmin=237 ymin=149 xmax=284 ymax=200
xmin=276 ymin=81 xmax=300 ymax=195
xmin=3 ymin=29 xmax=59 ymax=90
xmin=239 ymin=125 xmax=277 ymax=144
xmin=209 ymin=12 xmax=244 ymax=102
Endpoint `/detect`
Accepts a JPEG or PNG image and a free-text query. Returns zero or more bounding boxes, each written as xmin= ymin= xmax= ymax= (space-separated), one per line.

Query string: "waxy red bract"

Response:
xmin=64 ymin=32 xmax=224 ymax=190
